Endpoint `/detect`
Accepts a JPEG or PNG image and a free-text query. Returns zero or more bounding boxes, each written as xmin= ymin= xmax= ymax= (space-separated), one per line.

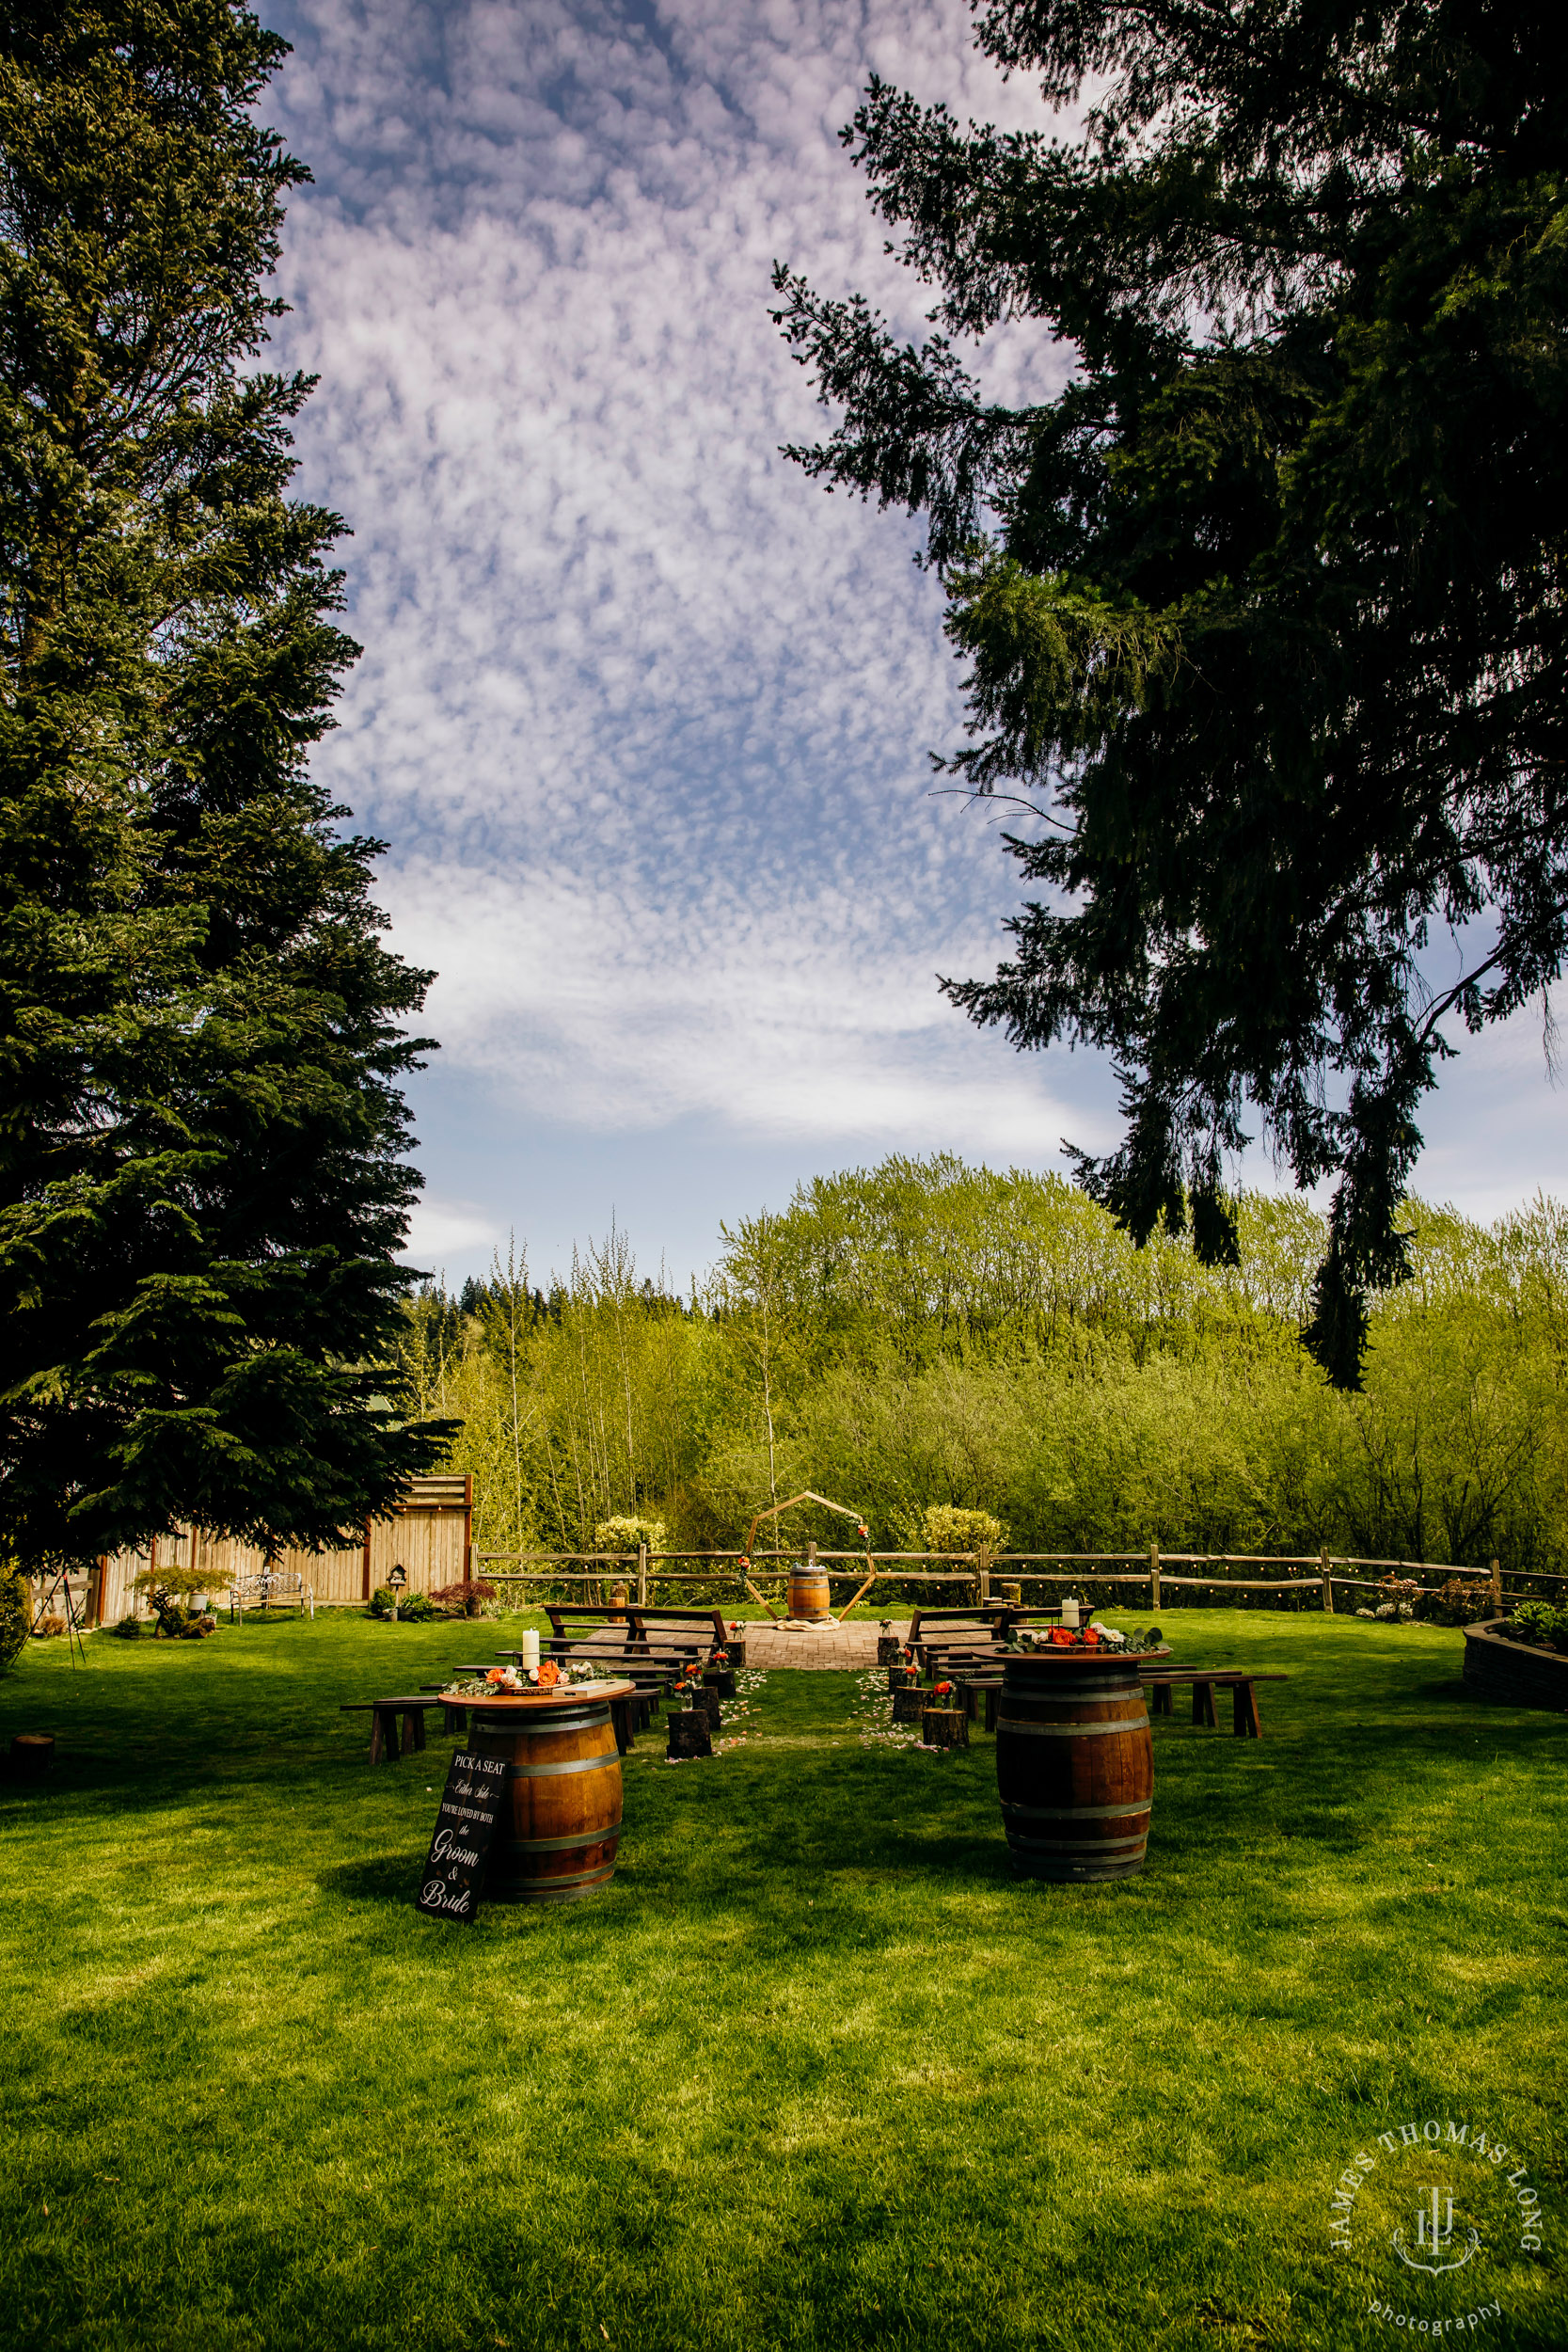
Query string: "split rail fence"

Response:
xmin=471 ymin=1543 xmax=1566 ymax=1615
xmin=46 ymin=1511 xmax=1566 ymax=1629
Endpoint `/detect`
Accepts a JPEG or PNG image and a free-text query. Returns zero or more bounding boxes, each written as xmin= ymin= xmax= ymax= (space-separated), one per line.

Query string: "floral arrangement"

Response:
xmin=930 ymin=1679 xmax=956 ymax=1704
xmin=443 ymin=1661 xmax=611 ymax=1698
xmin=1015 ymin=1624 xmax=1162 ymax=1655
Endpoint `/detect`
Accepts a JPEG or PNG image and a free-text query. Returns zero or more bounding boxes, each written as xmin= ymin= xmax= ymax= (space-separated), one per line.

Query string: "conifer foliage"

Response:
xmin=773 ymin=0 xmax=1568 ymax=1384
xmin=0 ymin=3 xmax=449 ymax=1567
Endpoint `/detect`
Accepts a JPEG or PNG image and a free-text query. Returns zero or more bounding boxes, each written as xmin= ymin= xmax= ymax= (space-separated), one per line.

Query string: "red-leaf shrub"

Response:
xmin=431 ymin=1579 xmax=499 ymax=1620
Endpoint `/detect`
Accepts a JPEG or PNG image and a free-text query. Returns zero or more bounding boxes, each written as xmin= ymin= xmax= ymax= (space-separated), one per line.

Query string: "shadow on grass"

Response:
xmin=317 ymin=1852 xmax=428 ymax=1905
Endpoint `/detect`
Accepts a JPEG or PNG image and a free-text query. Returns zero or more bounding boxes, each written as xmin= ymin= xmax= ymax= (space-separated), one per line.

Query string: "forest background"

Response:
xmin=401 ymin=1157 xmax=1568 ymax=1577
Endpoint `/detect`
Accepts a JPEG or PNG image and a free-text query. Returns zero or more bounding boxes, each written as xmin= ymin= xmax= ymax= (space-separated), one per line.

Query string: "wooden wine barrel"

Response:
xmin=467 ymin=1690 xmax=628 ymax=1904
xmin=788 ymin=1563 xmax=832 ymax=1620
xmin=995 ymin=1652 xmax=1156 ymax=1883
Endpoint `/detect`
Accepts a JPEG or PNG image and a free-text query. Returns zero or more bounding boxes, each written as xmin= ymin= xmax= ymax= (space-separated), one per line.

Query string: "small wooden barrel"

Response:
xmin=468 ymin=1693 xmax=626 ymax=1905
xmin=788 ymin=1564 xmax=832 ymax=1620
xmin=996 ymin=1653 xmax=1154 ymax=1883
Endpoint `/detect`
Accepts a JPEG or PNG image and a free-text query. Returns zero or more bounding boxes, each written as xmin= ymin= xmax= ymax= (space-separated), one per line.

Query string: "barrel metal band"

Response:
xmin=508 ymin=1862 xmax=616 ymax=1890
xmin=507 ymin=1753 xmax=620 ymax=1778
xmin=510 ymin=1819 xmax=624 ymax=1852
xmin=1006 ymin=1831 xmax=1149 ymax=1854
xmin=997 ymin=1715 xmax=1149 ymax=1738
xmin=1004 ymin=1678 xmax=1139 ymax=1700
xmin=1001 ymin=1799 xmax=1151 ymax=1821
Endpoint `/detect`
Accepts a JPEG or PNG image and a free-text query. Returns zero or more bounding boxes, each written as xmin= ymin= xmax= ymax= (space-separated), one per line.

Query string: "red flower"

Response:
xmin=1048 ymin=1627 xmax=1075 ymax=1646
xmin=934 ymin=1680 xmax=953 ymax=1696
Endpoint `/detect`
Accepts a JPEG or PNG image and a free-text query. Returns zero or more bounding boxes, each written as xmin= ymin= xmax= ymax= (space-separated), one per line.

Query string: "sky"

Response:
xmin=260 ymin=0 xmax=1568 ymax=1292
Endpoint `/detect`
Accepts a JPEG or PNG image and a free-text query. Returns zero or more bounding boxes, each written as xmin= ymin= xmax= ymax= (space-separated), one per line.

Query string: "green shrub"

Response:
xmin=1508 ymin=1599 xmax=1568 ymax=1650
xmin=593 ymin=1515 xmax=666 ymax=1556
xmin=111 ymin=1614 xmax=143 ymax=1640
xmin=0 ymin=1570 xmax=29 ymax=1673
xmin=913 ymin=1504 xmax=1006 ymax=1556
xmin=369 ymin=1585 xmax=433 ymax=1621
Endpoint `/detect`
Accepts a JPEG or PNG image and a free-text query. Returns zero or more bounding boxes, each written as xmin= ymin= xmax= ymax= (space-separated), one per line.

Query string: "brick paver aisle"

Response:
xmin=738 ymin=1618 xmax=909 ymax=1669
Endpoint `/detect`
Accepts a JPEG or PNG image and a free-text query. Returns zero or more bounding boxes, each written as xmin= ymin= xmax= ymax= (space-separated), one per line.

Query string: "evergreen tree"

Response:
xmin=0 ymin=2 xmax=451 ymax=1566
xmin=773 ymin=0 xmax=1568 ymax=1383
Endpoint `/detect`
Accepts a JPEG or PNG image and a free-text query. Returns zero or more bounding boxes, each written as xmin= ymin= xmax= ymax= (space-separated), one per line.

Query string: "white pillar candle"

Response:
xmin=518 ymin=1629 xmax=540 ymax=1671
xmin=1060 ymin=1593 xmax=1080 ymax=1629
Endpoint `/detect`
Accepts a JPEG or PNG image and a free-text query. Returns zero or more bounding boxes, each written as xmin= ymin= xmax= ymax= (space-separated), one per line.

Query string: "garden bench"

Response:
xmin=341 ymin=1696 xmax=441 ymax=1763
xmin=1138 ymin=1667 xmax=1290 ymax=1739
xmin=626 ymin=1605 xmax=730 ymax=1654
xmin=543 ymin=1603 xmax=728 ymax=1656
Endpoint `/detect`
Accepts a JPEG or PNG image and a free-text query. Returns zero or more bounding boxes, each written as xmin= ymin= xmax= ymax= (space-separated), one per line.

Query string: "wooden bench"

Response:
xmin=544 ymin=1603 xmax=729 ymax=1656
xmin=1139 ymin=1668 xmax=1290 ymax=1739
xmin=341 ymin=1696 xmax=441 ymax=1763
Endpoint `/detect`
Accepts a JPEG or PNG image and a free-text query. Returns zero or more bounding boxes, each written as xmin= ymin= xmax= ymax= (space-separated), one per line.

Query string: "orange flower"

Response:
xmin=537 ymin=1661 xmax=561 ymax=1688
xmin=1082 ymin=1627 xmax=1102 ymax=1646
xmin=1048 ymin=1627 xmax=1075 ymax=1646
xmin=485 ymin=1667 xmax=508 ymax=1684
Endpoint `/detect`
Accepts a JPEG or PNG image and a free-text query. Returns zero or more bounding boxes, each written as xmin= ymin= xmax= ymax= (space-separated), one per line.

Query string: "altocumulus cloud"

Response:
xmin=261 ymin=0 xmax=1100 ymax=1192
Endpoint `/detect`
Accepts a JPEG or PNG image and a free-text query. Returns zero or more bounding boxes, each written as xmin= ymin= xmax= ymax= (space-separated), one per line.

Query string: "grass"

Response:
xmin=0 ymin=1609 xmax=1563 ymax=2352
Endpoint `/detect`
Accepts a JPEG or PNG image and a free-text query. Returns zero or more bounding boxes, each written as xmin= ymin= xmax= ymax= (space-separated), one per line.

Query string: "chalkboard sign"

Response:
xmin=416 ymin=1749 xmax=508 ymax=1923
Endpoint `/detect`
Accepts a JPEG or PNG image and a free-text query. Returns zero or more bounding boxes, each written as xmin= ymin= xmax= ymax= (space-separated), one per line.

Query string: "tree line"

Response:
xmin=403 ymin=1158 xmax=1568 ymax=1576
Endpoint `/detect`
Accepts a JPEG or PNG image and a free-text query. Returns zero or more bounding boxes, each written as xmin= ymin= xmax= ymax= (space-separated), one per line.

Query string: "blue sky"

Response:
xmin=261 ymin=0 xmax=1568 ymax=1292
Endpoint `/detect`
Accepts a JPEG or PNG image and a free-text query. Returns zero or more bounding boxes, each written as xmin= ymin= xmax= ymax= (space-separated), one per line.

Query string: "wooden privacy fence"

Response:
xmin=472 ymin=1542 xmax=1565 ymax=1613
xmin=91 ymin=1476 xmax=472 ymax=1623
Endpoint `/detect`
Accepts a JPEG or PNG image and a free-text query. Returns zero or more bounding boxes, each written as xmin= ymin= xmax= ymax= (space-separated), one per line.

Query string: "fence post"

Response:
xmin=976 ymin=1545 xmax=991 ymax=1604
xmin=1321 ymin=1546 xmax=1334 ymax=1613
xmin=638 ymin=1543 xmax=648 ymax=1607
xmin=1490 ymin=1556 xmax=1500 ymax=1609
xmin=1149 ymin=1540 xmax=1161 ymax=1613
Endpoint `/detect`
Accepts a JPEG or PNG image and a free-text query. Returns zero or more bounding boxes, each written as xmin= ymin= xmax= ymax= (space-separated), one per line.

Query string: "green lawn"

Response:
xmin=1 ymin=1611 xmax=1563 ymax=2352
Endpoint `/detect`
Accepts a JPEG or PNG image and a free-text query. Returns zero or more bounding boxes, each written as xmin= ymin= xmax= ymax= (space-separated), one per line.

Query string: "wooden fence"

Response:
xmin=471 ymin=1541 xmax=1566 ymax=1614
xmin=88 ymin=1476 xmax=472 ymax=1623
xmin=47 ymin=1511 xmax=1566 ymax=1628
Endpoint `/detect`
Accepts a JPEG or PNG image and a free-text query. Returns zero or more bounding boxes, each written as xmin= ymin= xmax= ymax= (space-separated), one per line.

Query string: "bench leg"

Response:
xmin=984 ymin=1687 xmax=998 ymax=1734
xmin=1233 ymin=1682 xmax=1262 ymax=1739
xmin=610 ymin=1697 xmax=631 ymax=1756
xmin=1192 ymin=1680 xmax=1217 ymax=1728
xmin=1150 ymin=1682 xmax=1173 ymax=1717
xmin=407 ymin=1709 xmax=426 ymax=1755
xmin=370 ymin=1707 xmax=395 ymax=1764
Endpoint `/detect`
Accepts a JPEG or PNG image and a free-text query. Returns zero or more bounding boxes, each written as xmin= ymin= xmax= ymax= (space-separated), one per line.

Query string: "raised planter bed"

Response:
xmin=1462 ymin=1617 xmax=1568 ymax=1712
